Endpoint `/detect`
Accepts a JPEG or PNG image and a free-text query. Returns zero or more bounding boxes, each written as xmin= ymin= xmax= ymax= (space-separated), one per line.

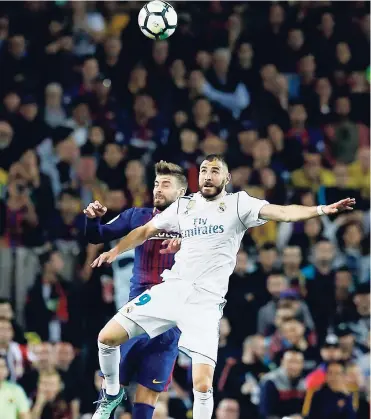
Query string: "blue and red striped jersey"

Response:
xmin=85 ymin=207 xmax=180 ymax=300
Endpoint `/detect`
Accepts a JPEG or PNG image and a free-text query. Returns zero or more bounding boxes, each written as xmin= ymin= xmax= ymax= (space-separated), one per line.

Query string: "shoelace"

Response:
xmin=93 ymin=390 xmax=107 ymax=407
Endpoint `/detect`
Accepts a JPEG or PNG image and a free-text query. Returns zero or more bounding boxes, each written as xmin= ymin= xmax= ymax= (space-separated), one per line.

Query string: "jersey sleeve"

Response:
xmin=85 ymin=208 xmax=135 ymax=243
xmin=152 ymin=199 xmax=180 ymax=233
xmin=237 ymin=191 xmax=269 ymax=229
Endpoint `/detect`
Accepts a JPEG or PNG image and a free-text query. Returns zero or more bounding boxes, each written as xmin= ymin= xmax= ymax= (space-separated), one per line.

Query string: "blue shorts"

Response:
xmin=102 ymin=327 xmax=180 ymax=392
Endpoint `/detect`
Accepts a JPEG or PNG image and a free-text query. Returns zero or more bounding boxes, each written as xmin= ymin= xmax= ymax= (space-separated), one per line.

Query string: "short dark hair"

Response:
xmin=155 ymin=161 xmax=188 ymax=190
xmin=203 ymin=154 xmax=229 ymax=170
xmin=0 ymin=298 xmax=11 ymax=305
xmin=259 ymin=242 xmax=277 ymax=252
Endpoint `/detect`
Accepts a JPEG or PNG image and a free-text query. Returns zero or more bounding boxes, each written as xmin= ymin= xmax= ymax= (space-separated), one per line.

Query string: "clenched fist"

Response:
xmin=83 ymin=201 xmax=107 ymax=219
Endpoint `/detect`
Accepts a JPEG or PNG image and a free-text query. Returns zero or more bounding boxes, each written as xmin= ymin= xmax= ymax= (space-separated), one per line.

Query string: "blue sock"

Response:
xmin=132 ymin=403 xmax=155 ymax=419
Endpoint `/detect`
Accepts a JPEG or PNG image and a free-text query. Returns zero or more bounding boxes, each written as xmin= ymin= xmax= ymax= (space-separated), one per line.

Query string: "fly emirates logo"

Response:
xmin=181 ymin=217 xmax=225 ymax=238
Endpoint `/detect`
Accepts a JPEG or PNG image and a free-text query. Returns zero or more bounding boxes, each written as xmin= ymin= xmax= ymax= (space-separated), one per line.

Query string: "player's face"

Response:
xmin=199 ymin=160 xmax=229 ymax=199
xmin=153 ymin=175 xmax=183 ymax=211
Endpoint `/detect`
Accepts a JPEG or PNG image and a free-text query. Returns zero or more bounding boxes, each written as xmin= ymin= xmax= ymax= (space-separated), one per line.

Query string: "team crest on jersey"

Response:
xmin=184 ymin=200 xmax=196 ymax=215
xmin=218 ymin=202 xmax=226 ymax=213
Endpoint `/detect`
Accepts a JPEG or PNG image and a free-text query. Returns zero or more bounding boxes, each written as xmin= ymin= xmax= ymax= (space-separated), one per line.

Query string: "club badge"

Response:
xmin=218 ymin=202 xmax=226 ymax=213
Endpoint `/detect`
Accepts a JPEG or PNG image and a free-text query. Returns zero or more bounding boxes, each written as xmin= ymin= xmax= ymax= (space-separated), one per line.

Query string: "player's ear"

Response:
xmin=178 ymin=188 xmax=186 ymax=197
xmin=226 ymin=172 xmax=231 ymax=185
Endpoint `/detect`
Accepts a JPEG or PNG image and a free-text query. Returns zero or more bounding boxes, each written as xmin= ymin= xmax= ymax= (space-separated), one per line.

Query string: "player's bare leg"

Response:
xmin=93 ymin=316 xmax=144 ymax=419
xmin=192 ymin=363 xmax=214 ymax=419
xmin=132 ymin=384 xmax=160 ymax=418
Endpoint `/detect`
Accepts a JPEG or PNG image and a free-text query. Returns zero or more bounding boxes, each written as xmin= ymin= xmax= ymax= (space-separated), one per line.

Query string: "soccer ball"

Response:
xmin=138 ymin=1 xmax=177 ymax=40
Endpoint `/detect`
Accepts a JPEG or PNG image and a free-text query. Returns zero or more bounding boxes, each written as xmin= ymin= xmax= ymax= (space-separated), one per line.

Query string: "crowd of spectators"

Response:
xmin=0 ymin=1 xmax=369 ymax=419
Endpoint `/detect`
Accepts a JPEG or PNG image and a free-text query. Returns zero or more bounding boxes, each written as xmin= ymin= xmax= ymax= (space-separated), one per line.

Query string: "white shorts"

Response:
xmin=115 ymin=280 xmax=226 ymax=365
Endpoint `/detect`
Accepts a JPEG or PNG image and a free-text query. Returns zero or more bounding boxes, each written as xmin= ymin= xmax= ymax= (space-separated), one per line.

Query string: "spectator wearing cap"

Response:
xmin=0 ymin=356 xmax=30 ymax=419
xmin=259 ymin=350 xmax=306 ymax=419
xmin=306 ymin=334 xmax=343 ymax=390
xmin=335 ymin=324 xmax=364 ymax=362
xmin=302 ymin=361 xmax=356 ymax=419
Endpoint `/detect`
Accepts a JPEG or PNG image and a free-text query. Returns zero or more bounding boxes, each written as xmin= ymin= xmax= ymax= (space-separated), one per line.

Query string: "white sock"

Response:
xmin=98 ymin=341 xmax=120 ymax=396
xmin=193 ymin=389 xmax=214 ymax=419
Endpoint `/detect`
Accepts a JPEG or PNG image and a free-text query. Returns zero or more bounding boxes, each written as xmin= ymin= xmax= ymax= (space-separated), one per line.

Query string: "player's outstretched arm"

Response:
xmin=259 ymin=198 xmax=356 ymax=222
xmin=91 ymin=220 xmax=160 ymax=267
xmin=83 ymin=201 xmax=134 ymax=243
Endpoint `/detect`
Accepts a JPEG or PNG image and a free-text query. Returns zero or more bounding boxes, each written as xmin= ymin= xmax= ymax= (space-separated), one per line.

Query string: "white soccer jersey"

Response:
xmin=152 ymin=191 xmax=269 ymax=297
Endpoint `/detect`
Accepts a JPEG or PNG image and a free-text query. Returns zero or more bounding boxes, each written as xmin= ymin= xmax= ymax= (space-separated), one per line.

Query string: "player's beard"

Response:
xmin=199 ymin=180 xmax=226 ymax=199
xmin=154 ymin=196 xmax=173 ymax=211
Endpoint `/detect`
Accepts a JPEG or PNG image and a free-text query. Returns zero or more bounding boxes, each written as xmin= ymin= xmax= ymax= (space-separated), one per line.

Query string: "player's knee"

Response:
xmin=193 ymin=376 xmax=213 ymax=393
xmin=98 ymin=330 xmax=117 ymax=347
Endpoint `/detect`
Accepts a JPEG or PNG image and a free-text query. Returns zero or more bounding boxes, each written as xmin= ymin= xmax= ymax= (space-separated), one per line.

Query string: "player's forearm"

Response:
xmin=85 ymin=217 xmax=128 ymax=243
xmin=112 ymin=225 xmax=151 ymax=256
xmin=280 ymin=205 xmax=319 ymax=222
xmin=260 ymin=204 xmax=320 ymax=222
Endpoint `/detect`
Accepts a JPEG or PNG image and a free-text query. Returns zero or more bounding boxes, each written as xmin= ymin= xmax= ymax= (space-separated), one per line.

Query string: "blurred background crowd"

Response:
xmin=0 ymin=1 xmax=369 ymax=419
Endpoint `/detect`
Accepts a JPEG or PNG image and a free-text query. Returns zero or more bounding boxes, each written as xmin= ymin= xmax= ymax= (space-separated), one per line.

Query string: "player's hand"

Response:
xmin=323 ymin=197 xmax=356 ymax=215
xmin=91 ymin=249 xmax=118 ymax=267
xmin=160 ymin=238 xmax=181 ymax=254
xmin=83 ymin=201 xmax=107 ymax=218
